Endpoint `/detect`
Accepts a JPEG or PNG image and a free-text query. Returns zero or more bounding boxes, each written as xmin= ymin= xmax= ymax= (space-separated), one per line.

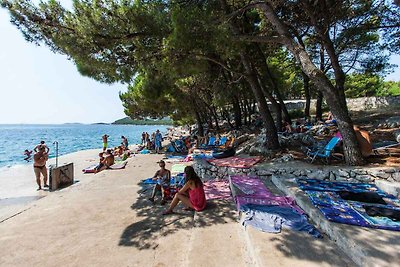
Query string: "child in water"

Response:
xmin=24 ymin=149 xmax=33 ymax=162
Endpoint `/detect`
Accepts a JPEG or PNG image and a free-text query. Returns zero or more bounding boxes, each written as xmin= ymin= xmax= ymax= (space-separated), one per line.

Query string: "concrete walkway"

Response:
xmin=1 ymin=154 xmax=353 ymax=266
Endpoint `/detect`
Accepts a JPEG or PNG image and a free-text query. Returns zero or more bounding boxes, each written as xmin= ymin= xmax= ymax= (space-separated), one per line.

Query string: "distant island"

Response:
xmin=112 ymin=117 xmax=174 ymax=125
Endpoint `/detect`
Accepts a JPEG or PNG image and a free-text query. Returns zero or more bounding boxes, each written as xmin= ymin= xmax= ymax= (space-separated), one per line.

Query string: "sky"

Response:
xmin=0 ymin=6 xmax=127 ymax=124
xmin=0 ymin=4 xmax=399 ymax=124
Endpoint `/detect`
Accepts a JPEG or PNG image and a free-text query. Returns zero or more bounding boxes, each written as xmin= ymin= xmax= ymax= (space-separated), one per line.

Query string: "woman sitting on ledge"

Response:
xmin=162 ymin=166 xmax=206 ymax=215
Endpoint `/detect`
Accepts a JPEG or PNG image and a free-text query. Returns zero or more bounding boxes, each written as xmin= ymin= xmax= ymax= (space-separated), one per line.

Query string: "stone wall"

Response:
xmin=274 ymin=95 xmax=400 ymax=112
xmin=193 ymin=159 xmax=400 ymax=183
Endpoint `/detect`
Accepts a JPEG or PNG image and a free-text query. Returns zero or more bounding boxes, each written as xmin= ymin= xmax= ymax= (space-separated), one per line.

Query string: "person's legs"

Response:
xmin=42 ymin=167 xmax=48 ymax=187
xmin=160 ymin=186 xmax=168 ymax=205
xmin=163 ymin=193 xmax=194 ymax=214
xmin=149 ymin=184 xmax=161 ymax=202
xmin=34 ymin=167 xmax=41 ymax=190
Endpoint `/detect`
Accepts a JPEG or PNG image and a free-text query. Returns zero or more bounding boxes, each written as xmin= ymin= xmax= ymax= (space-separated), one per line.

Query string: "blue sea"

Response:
xmin=0 ymin=124 xmax=169 ymax=169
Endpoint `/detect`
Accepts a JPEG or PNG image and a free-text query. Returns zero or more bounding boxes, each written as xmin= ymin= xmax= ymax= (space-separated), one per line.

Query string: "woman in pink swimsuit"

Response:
xmin=162 ymin=166 xmax=206 ymax=215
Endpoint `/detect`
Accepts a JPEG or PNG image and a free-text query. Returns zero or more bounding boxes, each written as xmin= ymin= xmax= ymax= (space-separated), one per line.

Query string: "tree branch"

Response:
xmin=236 ymin=34 xmax=285 ymax=44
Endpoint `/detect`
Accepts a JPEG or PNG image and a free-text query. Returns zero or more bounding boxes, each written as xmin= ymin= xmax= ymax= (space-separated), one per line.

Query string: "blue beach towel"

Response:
xmin=298 ymin=178 xmax=400 ymax=231
xmin=241 ymin=204 xmax=322 ymax=238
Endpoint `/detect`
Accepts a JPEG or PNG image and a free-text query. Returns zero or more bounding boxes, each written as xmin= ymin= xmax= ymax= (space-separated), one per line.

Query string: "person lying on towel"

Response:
xmin=148 ymin=160 xmax=171 ymax=205
xmin=162 ymin=166 xmax=206 ymax=215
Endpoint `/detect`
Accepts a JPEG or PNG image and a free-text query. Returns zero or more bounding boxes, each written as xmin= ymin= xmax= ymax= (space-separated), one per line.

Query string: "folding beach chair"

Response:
xmin=373 ymin=141 xmax=400 ymax=156
xmin=219 ymin=136 xmax=228 ymax=146
xmin=306 ymin=136 xmax=342 ymax=164
xmin=207 ymin=136 xmax=216 ymax=146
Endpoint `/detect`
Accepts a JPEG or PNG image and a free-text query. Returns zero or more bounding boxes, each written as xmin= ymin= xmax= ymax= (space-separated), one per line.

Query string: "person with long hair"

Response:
xmin=162 ymin=166 xmax=206 ymax=215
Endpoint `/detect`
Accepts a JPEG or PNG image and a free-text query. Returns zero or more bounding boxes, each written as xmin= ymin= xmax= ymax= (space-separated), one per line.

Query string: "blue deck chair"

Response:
xmin=207 ymin=136 xmax=216 ymax=146
xmin=219 ymin=136 xmax=228 ymax=146
xmin=306 ymin=136 xmax=342 ymax=163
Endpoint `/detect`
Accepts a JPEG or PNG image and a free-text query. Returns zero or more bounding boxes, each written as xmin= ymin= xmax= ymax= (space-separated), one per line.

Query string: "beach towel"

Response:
xmin=164 ymin=155 xmax=186 ymax=163
xmin=297 ymin=178 xmax=384 ymax=194
xmin=166 ymin=155 xmax=186 ymax=160
xmin=236 ymin=195 xmax=304 ymax=215
xmin=230 ymin=175 xmax=273 ymax=197
xmin=298 ymin=178 xmax=400 ymax=231
xmin=108 ymin=161 xmax=128 ymax=170
xmin=82 ymin=161 xmax=127 ymax=173
xmin=229 ymin=175 xmax=304 ymax=214
xmin=140 ymin=149 xmax=150 ymax=154
xmin=141 ymin=175 xmax=185 ymax=186
xmin=82 ymin=164 xmax=98 ymax=173
xmin=203 ymin=179 xmax=232 ymax=200
xmin=207 ymin=156 xmax=262 ymax=168
xmin=241 ymin=204 xmax=321 ymax=238
xmin=171 ymin=164 xmax=187 ymax=174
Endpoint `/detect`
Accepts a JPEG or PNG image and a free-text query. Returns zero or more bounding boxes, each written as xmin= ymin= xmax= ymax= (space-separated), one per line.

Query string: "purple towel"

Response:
xmin=229 ymin=175 xmax=304 ymax=214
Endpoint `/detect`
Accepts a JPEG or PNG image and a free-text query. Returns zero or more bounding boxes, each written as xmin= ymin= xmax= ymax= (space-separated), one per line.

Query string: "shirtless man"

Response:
xmin=102 ymin=134 xmax=109 ymax=151
xmin=33 ymin=145 xmax=49 ymax=190
xmin=95 ymin=149 xmax=115 ymax=172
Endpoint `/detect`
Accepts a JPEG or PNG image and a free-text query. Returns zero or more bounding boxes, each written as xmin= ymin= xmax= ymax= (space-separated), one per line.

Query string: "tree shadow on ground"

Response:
xmin=119 ymin=182 xmax=237 ymax=250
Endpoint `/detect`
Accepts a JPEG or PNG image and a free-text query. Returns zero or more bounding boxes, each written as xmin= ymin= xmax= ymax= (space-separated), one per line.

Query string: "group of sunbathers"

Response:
xmin=141 ymin=130 xmax=163 ymax=153
xmin=171 ymin=133 xmax=235 ymax=154
xmin=95 ymin=134 xmax=132 ymax=173
xmin=281 ymin=112 xmax=339 ymax=135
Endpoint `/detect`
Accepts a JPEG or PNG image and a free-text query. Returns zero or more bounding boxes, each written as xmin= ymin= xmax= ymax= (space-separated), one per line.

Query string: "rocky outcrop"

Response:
xmin=193 ymin=158 xmax=400 ymax=184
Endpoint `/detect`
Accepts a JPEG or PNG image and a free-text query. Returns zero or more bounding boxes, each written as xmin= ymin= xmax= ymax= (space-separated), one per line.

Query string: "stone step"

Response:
xmin=271 ymin=174 xmax=400 ymax=267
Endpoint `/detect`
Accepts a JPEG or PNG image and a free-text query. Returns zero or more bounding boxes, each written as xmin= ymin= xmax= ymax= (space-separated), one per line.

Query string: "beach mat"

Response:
xmin=109 ymin=161 xmax=128 ymax=170
xmin=298 ymin=178 xmax=400 ymax=231
xmin=171 ymin=164 xmax=187 ymax=174
xmin=229 ymin=175 xmax=303 ymax=214
xmin=82 ymin=161 xmax=127 ymax=173
xmin=203 ymin=179 xmax=232 ymax=200
xmin=82 ymin=164 xmax=97 ymax=174
xmin=140 ymin=175 xmax=185 ymax=186
xmin=229 ymin=176 xmax=314 ymax=237
xmin=207 ymin=156 xmax=262 ymax=168
xmin=297 ymin=178 xmax=385 ymax=194
xmin=229 ymin=175 xmax=273 ymax=197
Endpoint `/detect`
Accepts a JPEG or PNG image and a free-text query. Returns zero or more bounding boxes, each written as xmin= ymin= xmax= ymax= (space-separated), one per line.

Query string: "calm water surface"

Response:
xmin=0 ymin=124 xmax=168 ymax=169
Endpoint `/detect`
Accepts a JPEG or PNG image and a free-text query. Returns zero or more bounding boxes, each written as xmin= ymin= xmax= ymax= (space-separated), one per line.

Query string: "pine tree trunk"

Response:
xmin=258 ymin=2 xmax=364 ymax=165
xmin=240 ymin=53 xmax=280 ymax=149
xmin=316 ymin=90 xmax=323 ymax=120
xmin=194 ymin=110 xmax=204 ymax=137
xmin=302 ymin=71 xmax=311 ymax=117
xmin=232 ymin=96 xmax=242 ymax=128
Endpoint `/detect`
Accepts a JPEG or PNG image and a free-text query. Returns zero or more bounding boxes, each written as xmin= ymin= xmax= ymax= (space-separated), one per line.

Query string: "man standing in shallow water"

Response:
xmin=33 ymin=146 xmax=49 ymax=190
